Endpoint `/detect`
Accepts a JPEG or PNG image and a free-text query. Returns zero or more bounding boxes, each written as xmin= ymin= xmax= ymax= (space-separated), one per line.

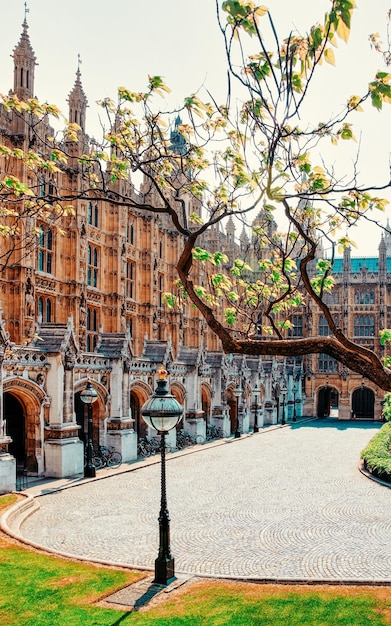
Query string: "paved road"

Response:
xmin=15 ymin=420 xmax=391 ymax=582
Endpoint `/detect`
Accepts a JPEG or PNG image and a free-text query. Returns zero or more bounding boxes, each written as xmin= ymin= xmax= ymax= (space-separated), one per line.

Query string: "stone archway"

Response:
xmin=4 ymin=392 xmax=25 ymax=464
xmin=317 ymin=386 xmax=339 ymax=418
xmin=352 ymin=386 xmax=375 ymax=419
xmin=130 ymin=390 xmax=143 ymax=437
xmin=3 ymin=379 xmax=45 ymax=473
xmin=130 ymin=382 xmax=152 ymax=439
xmin=74 ymin=379 xmax=109 ymax=448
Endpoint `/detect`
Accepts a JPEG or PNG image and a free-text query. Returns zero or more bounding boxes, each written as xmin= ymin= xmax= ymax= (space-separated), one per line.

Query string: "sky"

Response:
xmin=1 ymin=0 xmax=391 ymax=256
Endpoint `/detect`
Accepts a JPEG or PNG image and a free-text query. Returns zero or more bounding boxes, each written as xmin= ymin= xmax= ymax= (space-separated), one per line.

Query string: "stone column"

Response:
xmin=0 ymin=347 xmax=16 ymax=492
xmin=63 ymin=351 xmax=75 ymax=423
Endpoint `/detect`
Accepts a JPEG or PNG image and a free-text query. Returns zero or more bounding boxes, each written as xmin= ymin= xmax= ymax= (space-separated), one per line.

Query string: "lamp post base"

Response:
xmin=154 ymin=556 xmax=176 ymax=586
xmin=253 ymin=425 xmax=259 ymax=433
xmin=234 ymin=431 xmax=241 ymax=438
xmin=84 ymin=465 xmax=96 ymax=478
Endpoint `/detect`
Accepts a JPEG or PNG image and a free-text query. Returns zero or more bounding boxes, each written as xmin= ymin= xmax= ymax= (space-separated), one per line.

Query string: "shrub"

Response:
xmin=361 ymin=422 xmax=391 ymax=480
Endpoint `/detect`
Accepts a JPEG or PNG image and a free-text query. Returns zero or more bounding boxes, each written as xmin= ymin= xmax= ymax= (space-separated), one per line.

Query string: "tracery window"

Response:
xmin=87 ymin=245 xmax=99 ymax=288
xmin=354 ymin=315 xmax=375 ymax=336
xmin=126 ymin=260 xmax=135 ymax=299
xmin=354 ymin=289 xmax=375 ymax=305
xmin=86 ymin=307 xmax=98 ymax=352
xmin=38 ymin=296 xmax=52 ymax=322
xmin=318 ymin=353 xmax=339 ymax=373
xmin=37 ymin=227 xmax=53 ymax=274
xmin=288 ymin=315 xmax=303 ymax=337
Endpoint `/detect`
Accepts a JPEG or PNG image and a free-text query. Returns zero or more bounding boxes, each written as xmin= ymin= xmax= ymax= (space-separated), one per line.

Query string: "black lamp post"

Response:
xmin=281 ymin=387 xmax=287 ymax=425
xmin=141 ymin=368 xmax=183 ymax=586
xmin=253 ymin=385 xmax=259 ymax=433
xmin=293 ymin=383 xmax=297 ymax=422
xmin=233 ymin=383 xmax=242 ymax=438
xmin=80 ymin=379 xmax=98 ymax=478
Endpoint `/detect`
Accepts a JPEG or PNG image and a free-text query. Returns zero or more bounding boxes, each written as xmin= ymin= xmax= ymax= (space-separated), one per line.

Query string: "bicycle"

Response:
xmin=138 ymin=437 xmax=171 ymax=457
xmin=94 ymin=445 xmax=122 ymax=468
xmin=176 ymin=429 xmax=197 ymax=450
xmin=206 ymin=424 xmax=225 ymax=441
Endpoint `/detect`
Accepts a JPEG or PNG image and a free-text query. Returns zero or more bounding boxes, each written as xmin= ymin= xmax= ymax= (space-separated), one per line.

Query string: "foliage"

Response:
xmin=1 ymin=2 xmax=391 ymax=387
xmin=361 ymin=422 xmax=391 ymax=478
xmin=381 ymin=392 xmax=391 ymax=421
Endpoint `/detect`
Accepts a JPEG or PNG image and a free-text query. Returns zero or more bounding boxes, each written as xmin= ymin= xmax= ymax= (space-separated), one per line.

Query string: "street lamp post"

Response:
xmin=233 ymin=383 xmax=242 ymax=438
xmin=80 ymin=379 xmax=98 ymax=478
xmin=141 ymin=368 xmax=183 ymax=586
xmin=253 ymin=386 xmax=259 ymax=433
xmin=281 ymin=387 xmax=287 ymax=425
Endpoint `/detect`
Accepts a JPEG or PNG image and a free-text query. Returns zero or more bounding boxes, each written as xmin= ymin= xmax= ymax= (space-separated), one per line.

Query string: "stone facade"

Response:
xmin=0 ymin=17 xmax=302 ymax=491
xmin=0 ymin=16 xmax=387 ymax=491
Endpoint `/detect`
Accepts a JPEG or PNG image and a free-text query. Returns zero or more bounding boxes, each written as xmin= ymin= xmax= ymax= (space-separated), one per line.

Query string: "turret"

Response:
xmin=12 ymin=14 xmax=37 ymax=100
xmin=67 ymin=57 xmax=88 ymax=133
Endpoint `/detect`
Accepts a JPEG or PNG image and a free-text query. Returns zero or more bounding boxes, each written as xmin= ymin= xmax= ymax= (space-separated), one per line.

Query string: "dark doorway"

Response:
xmin=352 ymin=386 xmax=374 ymax=419
xmin=4 ymin=392 xmax=25 ymax=463
xmin=131 ymin=392 xmax=145 ymax=438
xmin=227 ymin=390 xmax=236 ymax=434
xmin=317 ymin=386 xmax=339 ymax=417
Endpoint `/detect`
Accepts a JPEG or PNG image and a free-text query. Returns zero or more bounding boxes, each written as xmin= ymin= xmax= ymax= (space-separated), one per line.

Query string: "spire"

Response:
xmin=67 ymin=55 xmax=88 ymax=133
xmin=12 ymin=5 xmax=37 ymax=99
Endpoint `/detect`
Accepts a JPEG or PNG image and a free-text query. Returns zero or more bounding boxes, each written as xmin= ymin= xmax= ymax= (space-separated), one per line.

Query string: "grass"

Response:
xmin=0 ymin=496 xmax=391 ymax=625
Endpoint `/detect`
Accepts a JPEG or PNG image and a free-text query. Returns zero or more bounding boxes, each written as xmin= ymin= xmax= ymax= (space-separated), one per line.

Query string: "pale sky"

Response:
xmin=1 ymin=0 xmax=391 ymax=256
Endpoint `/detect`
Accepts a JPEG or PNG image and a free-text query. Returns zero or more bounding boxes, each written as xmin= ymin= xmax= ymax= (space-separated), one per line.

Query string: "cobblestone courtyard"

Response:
xmin=16 ymin=420 xmax=391 ymax=582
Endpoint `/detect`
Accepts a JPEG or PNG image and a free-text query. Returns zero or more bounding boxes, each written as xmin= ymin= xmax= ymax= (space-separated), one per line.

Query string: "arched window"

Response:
xmin=86 ymin=307 xmax=99 ymax=352
xmin=87 ymin=202 xmax=99 ymax=227
xmin=37 ymin=227 xmax=53 ymax=274
xmin=354 ymin=315 xmax=375 ymax=336
xmin=94 ymin=204 xmax=99 ymax=227
xmin=38 ymin=297 xmax=43 ymax=320
xmin=288 ymin=315 xmax=302 ymax=337
xmin=318 ymin=353 xmax=338 ymax=373
xmin=354 ymin=289 xmax=375 ymax=305
xmin=158 ymin=274 xmax=164 ymax=307
xmin=126 ymin=260 xmax=135 ymax=299
xmin=87 ymin=245 xmax=99 ymax=287
xmin=127 ymin=223 xmax=134 ymax=245
xmin=318 ymin=315 xmax=329 ymax=336
xmin=37 ymin=296 xmax=53 ymax=322
xmin=46 ymin=299 xmax=52 ymax=322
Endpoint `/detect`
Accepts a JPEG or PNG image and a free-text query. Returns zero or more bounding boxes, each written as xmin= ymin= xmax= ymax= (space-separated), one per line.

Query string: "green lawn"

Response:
xmin=1 ymin=495 xmax=391 ymax=625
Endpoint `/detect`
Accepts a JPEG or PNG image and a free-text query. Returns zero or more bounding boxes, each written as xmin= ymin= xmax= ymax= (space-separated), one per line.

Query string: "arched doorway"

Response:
xmin=352 ymin=386 xmax=374 ymax=419
xmin=201 ymin=385 xmax=211 ymax=423
xmin=4 ymin=392 xmax=25 ymax=464
xmin=317 ymin=386 xmax=339 ymax=417
xmin=227 ymin=388 xmax=236 ymax=434
xmin=130 ymin=390 xmax=145 ymax=438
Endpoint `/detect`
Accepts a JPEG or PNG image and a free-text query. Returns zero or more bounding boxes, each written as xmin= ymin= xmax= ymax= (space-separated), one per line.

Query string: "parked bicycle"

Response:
xmin=206 ymin=424 xmax=225 ymax=441
xmin=92 ymin=445 xmax=122 ymax=469
xmin=137 ymin=437 xmax=171 ymax=458
xmin=176 ymin=429 xmax=199 ymax=449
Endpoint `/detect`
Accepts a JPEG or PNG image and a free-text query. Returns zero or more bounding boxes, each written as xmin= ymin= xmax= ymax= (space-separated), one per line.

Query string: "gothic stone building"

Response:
xmin=0 ymin=17 xmax=385 ymax=491
xmin=0 ymin=16 xmax=305 ymax=492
